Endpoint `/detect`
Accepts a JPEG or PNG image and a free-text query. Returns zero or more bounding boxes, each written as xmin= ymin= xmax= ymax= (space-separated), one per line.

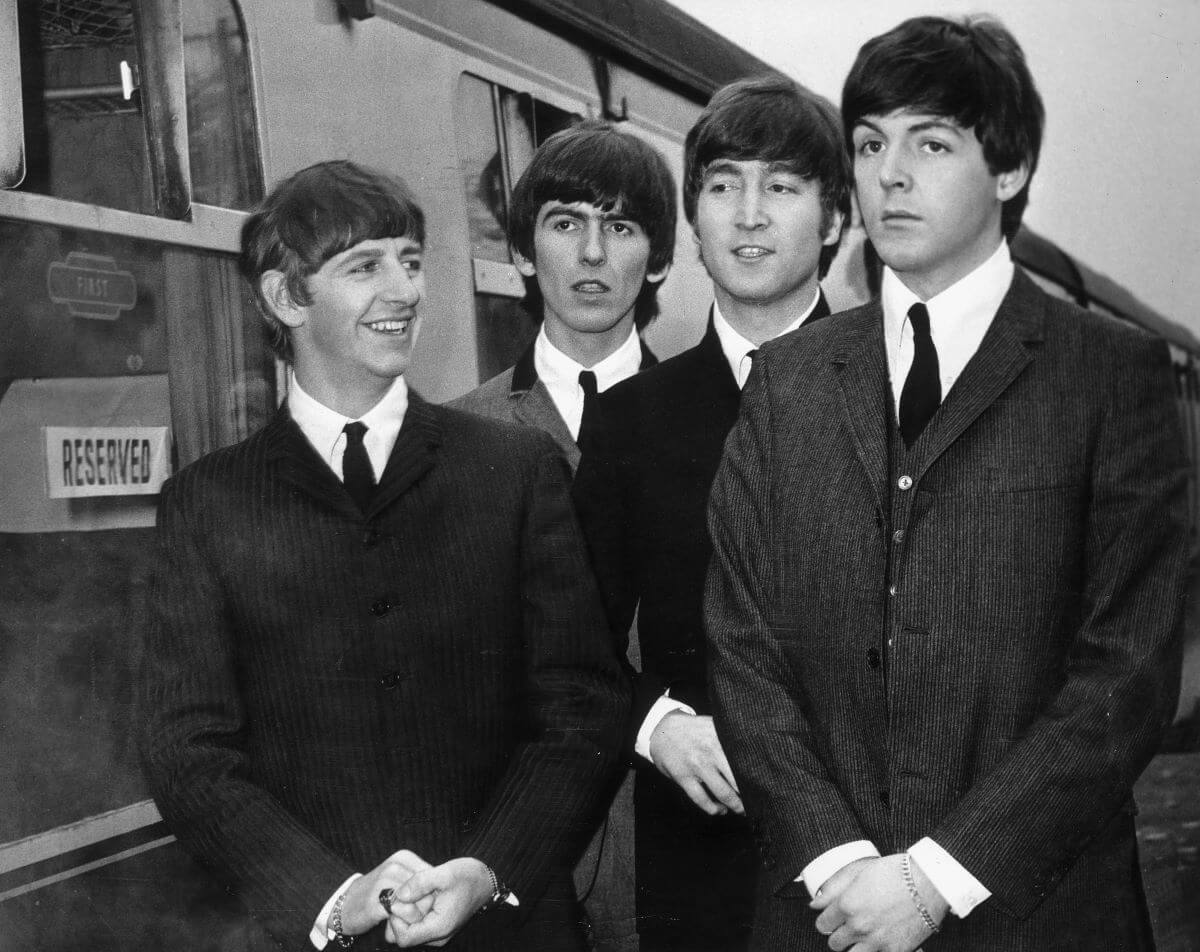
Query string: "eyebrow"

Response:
xmin=335 ymin=241 xmax=422 ymax=266
xmin=854 ymin=116 xmax=965 ymax=137
xmin=540 ymin=203 xmax=632 ymax=223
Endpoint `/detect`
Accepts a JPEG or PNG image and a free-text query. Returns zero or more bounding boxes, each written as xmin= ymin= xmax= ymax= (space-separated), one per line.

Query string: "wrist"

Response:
xmin=902 ymin=852 xmax=946 ymax=933
xmin=329 ymin=885 xmax=356 ymax=948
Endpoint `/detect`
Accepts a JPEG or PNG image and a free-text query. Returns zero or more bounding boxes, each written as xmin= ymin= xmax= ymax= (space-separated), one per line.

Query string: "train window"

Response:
xmin=183 ymin=0 xmax=262 ymax=209
xmin=455 ymin=73 xmax=578 ymax=382
xmin=12 ymin=0 xmax=152 ymax=213
xmin=0 ymin=214 xmax=275 ymax=948
xmin=7 ymin=0 xmax=260 ymax=214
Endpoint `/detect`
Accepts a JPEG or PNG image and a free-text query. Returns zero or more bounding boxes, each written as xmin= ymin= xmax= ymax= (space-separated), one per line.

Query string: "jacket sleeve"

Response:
xmin=706 ymin=356 xmax=874 ymax=895
xmin=139 ymin=474 xmax=355 ymax=951
xmin=929 ymin=332 xmax=1190 ymax=917
xmin=461 ymin=441 xmax=631 ymax=901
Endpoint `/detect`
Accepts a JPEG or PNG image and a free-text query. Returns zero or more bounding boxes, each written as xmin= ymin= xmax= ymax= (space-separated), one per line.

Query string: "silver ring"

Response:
xmin=379 ymin=887 xmax=396 ymax=912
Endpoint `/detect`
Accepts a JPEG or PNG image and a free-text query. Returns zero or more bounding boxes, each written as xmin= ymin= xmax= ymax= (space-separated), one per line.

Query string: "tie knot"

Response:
xmin=908 ymin=302 xmax=931 ymax=339
xmin=578 ymin=370 xmax=598 ymax=398
xmin=343 ymin=421 xmax=368 ymax=445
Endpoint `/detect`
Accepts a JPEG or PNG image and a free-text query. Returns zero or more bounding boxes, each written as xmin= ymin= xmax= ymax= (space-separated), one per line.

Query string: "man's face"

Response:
xmin=279 ymin=235 xmax=424 ymax=414
xmin=851 ymin=110 xmax=1027 ymax=298
xmin=694 ymin=159 xmax=841 ymax=311
xmin=515 ymin=200 xmax=665 ymax=341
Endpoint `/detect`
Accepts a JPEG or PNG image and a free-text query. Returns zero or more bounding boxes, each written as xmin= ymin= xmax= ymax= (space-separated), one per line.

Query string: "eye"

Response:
xmin=350 ymin=259 xmax=380 ymax=274
xmin=607 ymin=221 xmax=636 ymax=236
xmin=549 ymin=217 xmax=577 ymax=232
xmin=705 ymin=179 xmax=735 ymax=194
xmin=767 ymin=181 xmax=798 ymax=195
xmin=401 ymin=258 xmax=422 ymax=274
xmin=922 ymin=140 xmax=951 ymax=155
xmin=856 ymin=138 xmax=885 ymax=157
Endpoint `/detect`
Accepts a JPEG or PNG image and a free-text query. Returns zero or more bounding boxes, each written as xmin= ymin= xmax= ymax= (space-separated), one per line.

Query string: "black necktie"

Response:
xmin=578 ymin=370 xmax=599 ymax=445
xmin=342 ymin=421 xmax=376 ymax=512
xmin=899 ymin=302 xmax=941 ymax=449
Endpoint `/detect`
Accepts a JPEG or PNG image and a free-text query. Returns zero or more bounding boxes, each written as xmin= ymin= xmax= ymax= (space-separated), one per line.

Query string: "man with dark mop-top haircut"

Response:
xmin=141 ymin=159 xmax=627 ymax=952
xmin=706 ymin=16 xmax=1188 ymax=952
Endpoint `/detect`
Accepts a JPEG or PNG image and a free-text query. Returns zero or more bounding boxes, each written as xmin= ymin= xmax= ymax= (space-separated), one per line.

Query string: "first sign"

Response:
xmin=47 ymin=251 xmax=137 ymax=320
xmin=45 ymin=426 xmax=170 ymax=498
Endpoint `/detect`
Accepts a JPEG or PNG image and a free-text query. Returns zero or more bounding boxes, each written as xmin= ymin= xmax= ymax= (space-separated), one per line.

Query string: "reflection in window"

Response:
xmin=15 ymin=0 xmax=151 ymax=213
xmin=456 ymin=74 xmax=578 ymax=382
xmin=184 ymin=0 xmax=262 ymax=209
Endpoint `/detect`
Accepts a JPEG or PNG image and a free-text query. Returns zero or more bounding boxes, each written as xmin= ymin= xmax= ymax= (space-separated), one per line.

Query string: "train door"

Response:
xmin=0 ymin=1 xmax=275 ymax=947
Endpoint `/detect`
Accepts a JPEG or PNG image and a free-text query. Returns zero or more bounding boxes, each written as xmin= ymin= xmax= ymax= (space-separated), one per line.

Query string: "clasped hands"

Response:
xmin=811 ymin=854 xmax=949 ymax=952
xmin=337 ymin=850 xmax=495 ymax=947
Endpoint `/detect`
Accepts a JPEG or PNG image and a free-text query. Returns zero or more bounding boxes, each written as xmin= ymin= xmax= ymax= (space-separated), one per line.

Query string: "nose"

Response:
xmin=735 ymin=188 xmax=767 ymax=230
xmin=382 ymin=260 xmax=421 ymax=306
xmin=878 ymin=148 xmax=911 ymax=190
xmin=579 ymin=220 xmax=606 ymax=266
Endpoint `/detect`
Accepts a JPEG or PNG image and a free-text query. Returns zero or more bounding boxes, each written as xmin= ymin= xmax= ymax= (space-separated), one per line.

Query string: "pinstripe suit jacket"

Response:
xmin=706 ymin=270 xmax=1189 ymax=951
xmin=140 ymin=395 xmax=628 ymax=952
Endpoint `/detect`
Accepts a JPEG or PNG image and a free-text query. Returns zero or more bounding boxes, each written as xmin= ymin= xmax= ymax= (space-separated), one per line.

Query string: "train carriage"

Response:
xmin=0 ymin=1 xmax=1195 ymax=949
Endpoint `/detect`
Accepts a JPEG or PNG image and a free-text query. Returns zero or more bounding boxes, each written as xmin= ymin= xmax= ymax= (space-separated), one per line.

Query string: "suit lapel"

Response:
xmin=265 ymin=405 xmax=363 ymax=520
xmin=370 ymin=394 xmax=441 ymax=515
xmin=915 ymin=270 xmax=1044 ymax=477
xmin=833 ymin=304 xmax=891 ymax=514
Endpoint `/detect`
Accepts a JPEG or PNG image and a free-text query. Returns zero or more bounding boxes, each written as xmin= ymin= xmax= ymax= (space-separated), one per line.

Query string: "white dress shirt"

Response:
xmin=799 ymin=245 xmax=1013 ymax=918
xmin=634 ymin=288 xmax=823 ymax=762
xmin=288 ymin=374 xmax=409 ymax=480
xmin=534 ymin=323 xmax=644 ymax=439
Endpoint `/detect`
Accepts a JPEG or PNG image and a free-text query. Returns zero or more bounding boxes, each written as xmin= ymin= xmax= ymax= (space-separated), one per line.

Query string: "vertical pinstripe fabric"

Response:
xmin=139 ymin=397 xmax=628 ymax=952
xmin=706 ymin=271 xmax=1188 ymax=952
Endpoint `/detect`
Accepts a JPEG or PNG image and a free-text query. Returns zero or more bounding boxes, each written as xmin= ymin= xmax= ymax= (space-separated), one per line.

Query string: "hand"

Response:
xmin=338 ymin=849 xmax=434 ymax=937
xmin=648 ymin=712 xmax=744 ymax=816
xmin=389 ymin=856 xmax=495 ymax=947
xmin=810 ymin=857 xmax=875 ymax=908
xmin=812 ymin=854 xmax=948 ymax=952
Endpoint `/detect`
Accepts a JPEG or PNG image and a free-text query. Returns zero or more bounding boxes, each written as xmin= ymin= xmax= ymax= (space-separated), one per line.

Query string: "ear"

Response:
xmin=821 ymin=208 xmax=846 ymax=247
xmin=995 ymin=162 xmax=1029 ymax=203
xmin=645 ymin=262 xmax=671 ymax=286
xmin=260 ymin=270 xmax=306 ymax=328
xmin=512 ymin=248 xmax=537 ymax=278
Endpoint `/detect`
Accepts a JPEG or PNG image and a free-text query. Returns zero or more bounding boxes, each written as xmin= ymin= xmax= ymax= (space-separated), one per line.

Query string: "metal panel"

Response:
xmin=0 ymin=0 xmax=25 ymax=187
xmin=488 ymin=0 xmax=777 ymax=103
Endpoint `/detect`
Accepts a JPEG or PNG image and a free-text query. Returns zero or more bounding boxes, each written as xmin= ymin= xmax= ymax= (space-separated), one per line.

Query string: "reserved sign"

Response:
xmin=45 ymin=426 xmax=170 ymax=498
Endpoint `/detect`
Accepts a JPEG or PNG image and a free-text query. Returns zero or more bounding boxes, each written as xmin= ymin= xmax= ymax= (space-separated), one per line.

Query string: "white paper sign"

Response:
xmin=44 ymin=426 xmax=170 ymax=498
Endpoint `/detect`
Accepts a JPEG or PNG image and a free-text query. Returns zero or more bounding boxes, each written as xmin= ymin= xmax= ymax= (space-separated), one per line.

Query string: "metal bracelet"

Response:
xmin=330 ymin=887 xmax=356 ymax=948
xmin=901 ymin=853 xmax=940 ymax=934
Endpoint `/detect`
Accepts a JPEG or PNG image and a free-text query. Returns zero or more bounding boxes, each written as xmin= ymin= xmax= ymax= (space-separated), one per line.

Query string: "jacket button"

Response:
xmin=897 ymin=475 xmax=913 ymax=490
xmin=379 ymin=671 xmax=401 ymax=690
xmin=888 ymin=585 xmax=898 ymax=597
xmin=892 ymin=529 xmax=905 ymax=544
xmin=866 ymin=647 xmax=882 ymax=669
xmin=370 ymin=598 xmax=391 ymax=617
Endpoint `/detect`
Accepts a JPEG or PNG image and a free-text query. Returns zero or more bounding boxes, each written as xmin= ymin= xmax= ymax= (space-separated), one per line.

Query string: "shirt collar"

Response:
xmin=713 ymin=288 xmax=821 ymax=389
xmin=533 ymin=323 xmax=643 ymax=395
xmin=288 ymin=374 xmax=408 ymax=478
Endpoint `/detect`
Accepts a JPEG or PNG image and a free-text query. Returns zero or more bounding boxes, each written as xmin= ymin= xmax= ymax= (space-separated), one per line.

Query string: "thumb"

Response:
xmin=396 ymin=865 xmax=447 ymax=904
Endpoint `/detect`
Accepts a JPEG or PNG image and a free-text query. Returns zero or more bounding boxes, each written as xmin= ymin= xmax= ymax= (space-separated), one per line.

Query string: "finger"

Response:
xmin=396 ymin=866 xmax=448 ymax=904
xmin=388 ymin=900 xmax=427 ymax=926
xmin=711 ymin=740 xmax=741 ymax=794
xmin=810 ymin=886 xmax=833 ymax=911
xmin=679 ymin=777 xmax=725 ymax=815
xmin=388 ymin=848 xmax=433 ymax=872
xmin=695 ymin=764 xmax=744 ymax=814
xmin=814 ymin=902 xmax=846 ymax=936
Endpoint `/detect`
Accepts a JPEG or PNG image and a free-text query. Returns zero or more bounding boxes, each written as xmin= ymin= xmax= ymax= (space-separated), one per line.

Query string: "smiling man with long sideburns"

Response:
xmin=140 ymin=160 xmax=628 ymax=952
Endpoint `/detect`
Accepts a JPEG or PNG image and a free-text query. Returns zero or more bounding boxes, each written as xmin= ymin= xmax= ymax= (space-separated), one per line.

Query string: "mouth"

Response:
xmin=881 ymin=210 xmax=920 ymax=224
xmin=363 ymin=315 xmax=415 ymax=335
xmin=732 ymin=245 xmax=773 ymax=260
xmin=572 ymin=280 xmax=611 ymax=293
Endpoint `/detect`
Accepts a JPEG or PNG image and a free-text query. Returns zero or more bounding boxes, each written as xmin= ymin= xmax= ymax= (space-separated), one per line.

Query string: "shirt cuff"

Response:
xmin=908 ymin=838 xmax=991 ymax=917
xmin=634 ymin=694 xmax=697 ymax=763
xmin=311 ymin=873 xmax=361 ymax=949
xmin=799 ymin=841 xmax=880 ymax=896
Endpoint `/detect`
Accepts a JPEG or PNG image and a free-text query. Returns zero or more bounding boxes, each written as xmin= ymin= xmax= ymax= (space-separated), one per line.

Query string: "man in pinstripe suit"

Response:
xmin=707 ymin=16 xmax=1189 ymax=952
xmin=140 ymin=161 xmax=628 ymax=952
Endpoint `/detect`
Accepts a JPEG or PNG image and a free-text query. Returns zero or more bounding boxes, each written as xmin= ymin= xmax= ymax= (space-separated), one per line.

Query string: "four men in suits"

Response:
xmin=452 ymin=118 xmax=675 ymax=470
xmin=139 ymin=160 xmax=629 ymax=951
xmin=706 ymin=16 xmax=1189 ymax=952
xmin=572 ymin=76 xmax=850 ymax=952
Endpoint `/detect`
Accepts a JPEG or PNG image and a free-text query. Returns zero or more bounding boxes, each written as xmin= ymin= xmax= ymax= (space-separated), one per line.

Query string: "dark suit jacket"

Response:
xmin=451 ymin=337 xmax=657 ymax=472
xmin=706 ymin=270 xmax=1190 ymax=951
xmin=140 ymin=395 xmax=629 ymax=952
xmin=570 ymin=296 xmax=829 ymax=946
